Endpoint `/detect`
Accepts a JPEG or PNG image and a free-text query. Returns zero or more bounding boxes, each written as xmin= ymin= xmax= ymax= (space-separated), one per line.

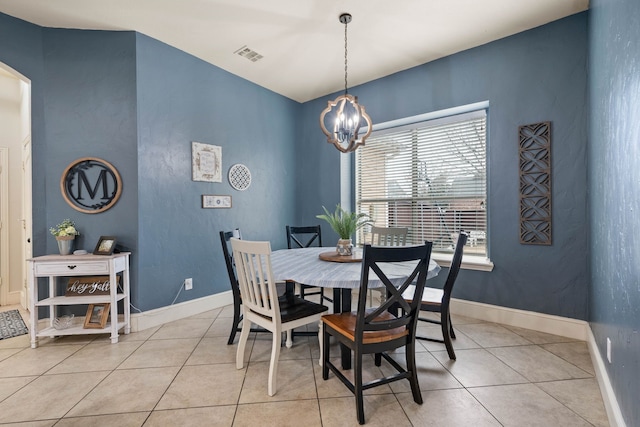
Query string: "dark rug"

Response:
xmin=0 ymin=309 xmax=29 ymax=340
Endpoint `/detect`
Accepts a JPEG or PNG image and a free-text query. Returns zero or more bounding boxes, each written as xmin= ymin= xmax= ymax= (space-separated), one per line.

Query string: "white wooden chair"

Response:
xmin=231 ymin=238 xmax=328 ymax=396
xmin=369 ymin=226 xmax=409 ymax=305
xmin=371 ymin=225 xmax=408 ymax=247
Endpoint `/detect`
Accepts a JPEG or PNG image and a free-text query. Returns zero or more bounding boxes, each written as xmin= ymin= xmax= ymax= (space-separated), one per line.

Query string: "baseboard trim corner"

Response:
xmin=129 ymin=291 xmax=233 ymax=332
xmin=449 ymin=298 xmax=625 ymax=426
xmin=587 ymin=327 xmax=627 ymax=427
xmin=450 ymin=298 xmax=588 ymax=340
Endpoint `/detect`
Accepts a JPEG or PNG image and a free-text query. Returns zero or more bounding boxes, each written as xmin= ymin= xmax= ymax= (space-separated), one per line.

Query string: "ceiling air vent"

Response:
xmin=233 ymin=45 xmax=263 ymax=62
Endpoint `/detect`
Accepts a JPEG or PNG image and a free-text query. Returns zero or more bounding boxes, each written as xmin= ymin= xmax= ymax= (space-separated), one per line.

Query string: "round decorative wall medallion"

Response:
xmin=60 ymin=157 xmax=122 ymax=214
xmin=228 ymin=163 xmax=252 ymax=191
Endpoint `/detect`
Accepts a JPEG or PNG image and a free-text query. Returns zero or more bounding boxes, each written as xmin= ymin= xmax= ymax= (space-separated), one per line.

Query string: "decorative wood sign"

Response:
xmin=65 ymin=276 xmax=120 ymax=296
xmin=518 ymin=122 xmax=551 ymax=245
xmin=60 ymin=157 xmax=122 ymax=214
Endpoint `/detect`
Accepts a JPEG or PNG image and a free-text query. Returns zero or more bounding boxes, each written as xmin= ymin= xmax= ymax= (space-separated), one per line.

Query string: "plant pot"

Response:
xmin=55 ymin=236 xmax=75 ymax=255
xmin=336 ymin=238 xmax=353 ymax=256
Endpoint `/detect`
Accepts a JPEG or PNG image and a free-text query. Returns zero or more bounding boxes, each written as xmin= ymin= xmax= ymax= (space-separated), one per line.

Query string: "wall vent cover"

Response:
xmin=234 ymin=45 xmax=263 ymax=62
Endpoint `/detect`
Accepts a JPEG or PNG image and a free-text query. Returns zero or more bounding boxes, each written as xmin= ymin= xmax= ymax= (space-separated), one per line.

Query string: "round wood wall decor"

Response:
xmin=60 ymin=157 xmax=122 ymax=214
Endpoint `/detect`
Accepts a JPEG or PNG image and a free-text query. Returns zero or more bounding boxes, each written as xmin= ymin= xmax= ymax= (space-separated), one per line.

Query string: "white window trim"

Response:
xmin=346 ymin=101 xmax=494 ymax=272
xmin=432 ymin=252 xmax=494 ymax=272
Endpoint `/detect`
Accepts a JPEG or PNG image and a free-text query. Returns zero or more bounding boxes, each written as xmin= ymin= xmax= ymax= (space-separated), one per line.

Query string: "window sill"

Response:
xmin=432 ymin=253 xmax=494 ymax=272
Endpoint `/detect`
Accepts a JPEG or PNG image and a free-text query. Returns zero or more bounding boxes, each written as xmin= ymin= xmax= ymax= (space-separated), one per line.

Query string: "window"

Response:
xmin=355 ymin=109 xmax=488 ymax=258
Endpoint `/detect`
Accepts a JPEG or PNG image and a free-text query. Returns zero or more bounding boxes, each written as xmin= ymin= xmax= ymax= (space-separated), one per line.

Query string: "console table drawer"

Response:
xmin=34 ymin=261 xmax=110 ymax=276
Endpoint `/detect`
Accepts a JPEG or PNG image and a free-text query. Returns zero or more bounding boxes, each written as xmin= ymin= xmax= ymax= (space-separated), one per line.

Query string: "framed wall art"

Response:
xmin=192 ymin=142 xmax=222 ymax=182
xmin=83 ymin=303 xmax=110 ymax=329
xmin=202 ymin=195 xmax=232 ymax=209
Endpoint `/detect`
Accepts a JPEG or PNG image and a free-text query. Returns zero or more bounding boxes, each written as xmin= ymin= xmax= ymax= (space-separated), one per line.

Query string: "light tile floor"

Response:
xmin=0 ymin=304 xmax=610 ymax=426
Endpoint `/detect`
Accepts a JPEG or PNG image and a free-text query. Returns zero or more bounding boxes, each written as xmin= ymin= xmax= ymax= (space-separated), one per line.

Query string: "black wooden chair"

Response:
xmin=321 ymin=242 xmax=433 ymax=425
xmin=403 ymin=231 xmax=467 ymax=360
xmin=285 ymin=225 xmax=331 ymax=303
xmin=220 ymin=229 xmax=274 ymax=345
xmin=368 ymin=225 xmax=409 ymax=306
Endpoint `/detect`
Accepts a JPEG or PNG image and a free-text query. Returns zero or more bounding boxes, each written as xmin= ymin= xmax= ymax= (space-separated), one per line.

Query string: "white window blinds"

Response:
xmin=355 ymin=109 xmax=487 ymax=255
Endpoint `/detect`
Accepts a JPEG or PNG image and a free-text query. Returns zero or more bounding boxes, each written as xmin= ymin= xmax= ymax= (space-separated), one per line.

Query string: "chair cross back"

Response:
xmin=286 ymin=225 xmax=322 ymax=249
xmin=321 ymin=241 xmax=433 ymax=424
xmin=356 ymin=244 xmax=431 ymax=335
xmin=285 ymin=224 xmax=331 ymax=306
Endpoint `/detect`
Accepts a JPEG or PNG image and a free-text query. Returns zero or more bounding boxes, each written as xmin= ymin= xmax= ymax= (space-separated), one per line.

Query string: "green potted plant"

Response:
xmin=50 ymin=218 xmax=80 ymax=255
xmin=317 ymin=204 xmax=371 ymax=255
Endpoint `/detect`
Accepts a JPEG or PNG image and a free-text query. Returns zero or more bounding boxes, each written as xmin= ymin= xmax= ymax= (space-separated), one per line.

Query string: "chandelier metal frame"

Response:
xmin=319 ymin=13 xmax=372 ymax=153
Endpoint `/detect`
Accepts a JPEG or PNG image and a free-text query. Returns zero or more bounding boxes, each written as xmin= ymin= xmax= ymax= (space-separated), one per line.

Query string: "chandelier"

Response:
xmin=319 ymin=13 xmax=372 ymax=153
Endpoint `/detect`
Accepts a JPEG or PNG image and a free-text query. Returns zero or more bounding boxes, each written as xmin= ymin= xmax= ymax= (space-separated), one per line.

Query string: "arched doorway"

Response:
xmin=0 ymin=63 xmax=32 ymax=311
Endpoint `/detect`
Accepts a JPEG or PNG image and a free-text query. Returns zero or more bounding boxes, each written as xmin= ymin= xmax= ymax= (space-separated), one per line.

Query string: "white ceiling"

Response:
xmin=0 ymin=0 xmax=588 ymax=103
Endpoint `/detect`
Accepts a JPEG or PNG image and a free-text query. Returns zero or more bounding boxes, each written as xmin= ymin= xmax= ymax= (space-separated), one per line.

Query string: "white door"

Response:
xmin=0 ymin=147 xmax=8 ymax=306
xmin=21 ymin=137 xmax=32 ymax=309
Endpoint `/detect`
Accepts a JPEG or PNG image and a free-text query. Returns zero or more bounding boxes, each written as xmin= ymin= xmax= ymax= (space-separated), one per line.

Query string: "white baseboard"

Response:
xmin=587 ymin=328 xmax=627 ymax=427
xmin=32 ymin=292 xmax=233 ymax=333
xmin=130 ymin=291 xmax=233 ymax=332
xmin=450 ymin=298 xmax=588 ymax=340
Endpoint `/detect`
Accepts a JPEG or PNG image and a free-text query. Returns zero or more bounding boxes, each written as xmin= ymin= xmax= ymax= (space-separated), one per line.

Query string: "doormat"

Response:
xmin=0 ymin=310 xmax=29 ymax=340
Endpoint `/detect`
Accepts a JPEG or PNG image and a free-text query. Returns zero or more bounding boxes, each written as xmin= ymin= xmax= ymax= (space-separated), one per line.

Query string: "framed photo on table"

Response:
xmin=93 ymin=236 xmax=117 ymax=255
xmin=84 ymin=303 xmax=110 ymax=329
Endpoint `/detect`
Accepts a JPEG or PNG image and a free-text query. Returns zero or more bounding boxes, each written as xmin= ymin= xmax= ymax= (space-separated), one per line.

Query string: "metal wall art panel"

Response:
xmin=519 ymin=122 xmax=551 ymax=245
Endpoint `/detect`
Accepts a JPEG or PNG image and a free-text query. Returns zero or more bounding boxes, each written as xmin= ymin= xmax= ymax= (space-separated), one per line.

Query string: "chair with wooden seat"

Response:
xmin=232 ymin=238 xmax=328 ymax=396
xmin=403 ymin=231 xmax=467 ymax=360
xmin=368 ymin=226 xmax=409 ymax=305
xmin=286 ymin=225 xmax=331 ymax=303
xmin=321 ymin=242 xmax=433 ymax=425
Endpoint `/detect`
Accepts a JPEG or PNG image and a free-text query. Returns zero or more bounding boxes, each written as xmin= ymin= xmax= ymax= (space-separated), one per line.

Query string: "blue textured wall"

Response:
xmin=0 ymin=13 xmax=47 ymax=255
xmin=588 ymin=1 xmax=640 ymax=425
xmin=41 ymin=29 xmax=139 ymax=259
xmin=299 ymin=14 xmax=589 ymax=320
xmin=0 ymin=11 xmax=589 ymax=319
xmin=0 ymin=13 xmax=298 ymax=311
xmin=134 ymin=34 xmax=298 ymax=310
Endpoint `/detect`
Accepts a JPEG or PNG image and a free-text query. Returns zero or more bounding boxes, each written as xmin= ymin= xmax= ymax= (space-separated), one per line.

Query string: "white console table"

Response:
xmin=28 ymin=252 xmax=131 ymax=348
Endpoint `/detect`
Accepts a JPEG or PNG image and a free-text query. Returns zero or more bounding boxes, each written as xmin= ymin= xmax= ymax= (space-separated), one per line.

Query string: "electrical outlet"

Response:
xmin=184 ymin=278 xmax=193 ymax=290
xmin=607 ymin=337 xmax=612 ymax=363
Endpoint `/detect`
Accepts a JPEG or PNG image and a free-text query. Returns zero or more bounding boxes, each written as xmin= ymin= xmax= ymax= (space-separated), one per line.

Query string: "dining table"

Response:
xmin=270 ymin=246 xmax=441 ymax=369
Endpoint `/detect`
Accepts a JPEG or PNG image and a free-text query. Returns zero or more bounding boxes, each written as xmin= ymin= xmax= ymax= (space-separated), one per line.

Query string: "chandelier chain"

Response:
xmin=344 ymin=19 xmax=348 ymax=95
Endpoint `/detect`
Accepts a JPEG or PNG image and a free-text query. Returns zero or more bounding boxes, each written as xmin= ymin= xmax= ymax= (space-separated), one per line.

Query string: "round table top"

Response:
xmin=270 ymin=247 xmax=440 ymax=289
